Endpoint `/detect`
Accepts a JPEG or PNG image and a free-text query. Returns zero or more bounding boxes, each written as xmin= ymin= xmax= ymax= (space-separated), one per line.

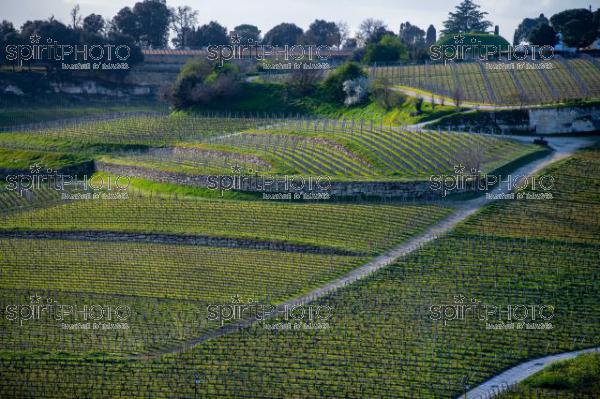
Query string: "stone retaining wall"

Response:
xmin=529 ymin=106 xmax=600 ymax=134
xmin=428 ymin=105 xmax=600 ymax=134
xmin=96 ymin=161 xmax=469 ymax=198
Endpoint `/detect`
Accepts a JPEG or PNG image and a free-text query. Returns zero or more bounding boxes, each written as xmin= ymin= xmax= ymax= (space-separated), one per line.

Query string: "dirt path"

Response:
xmin=391 ymin=86 xmax=549 ymax=110
xmin=457 ymin=347 xmax=600 ymax=399
xmin=143 ymin=136 xmax=596 ymax=358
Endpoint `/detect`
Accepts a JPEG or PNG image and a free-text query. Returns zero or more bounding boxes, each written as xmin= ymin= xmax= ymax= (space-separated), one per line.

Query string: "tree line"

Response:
xmin=514 ymin=8 xmax=600 ymax=48
xmin=1 ymin=0 xmax=599 ymax=67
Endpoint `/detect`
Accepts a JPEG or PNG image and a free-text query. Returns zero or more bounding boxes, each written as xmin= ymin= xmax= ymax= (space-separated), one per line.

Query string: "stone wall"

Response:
xmin=427 ymin=105 xmax=600 ymax=134
xmin=124 ymin=69 xmax=179 ymax=88
xmin=49 ymin=80 xmax=152 ymax=96
xmin=529 ymin=106 xmax=600 ymax=134
xmin=96 ymin=161 xmax=470 ymax=199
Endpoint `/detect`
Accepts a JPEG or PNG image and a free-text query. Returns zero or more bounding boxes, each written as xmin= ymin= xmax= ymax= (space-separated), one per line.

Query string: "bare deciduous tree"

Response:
xmin=357 ymin=18 xmax=386 ymax=46
xmin=454 ymin=143 xmax=485 ymax=182
xmin=70 ymin=4 xmax=82 ymax=29
xmin=287 ymin=68 xmax=324 ymax=95
xmin=370 ymin=77 xmax=408 ymax=109
xmin=452 ymin=86 xmax=463 ymax=107
xmin=336 ymin=21 xmax=350 ymax=49
xmin=170 ymin=6 xmax=198 ymax=49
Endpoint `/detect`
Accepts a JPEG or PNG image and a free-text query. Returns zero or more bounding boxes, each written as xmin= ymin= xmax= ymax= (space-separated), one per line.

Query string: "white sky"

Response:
xmin=1 ymin=0 xmax=596 ymax=43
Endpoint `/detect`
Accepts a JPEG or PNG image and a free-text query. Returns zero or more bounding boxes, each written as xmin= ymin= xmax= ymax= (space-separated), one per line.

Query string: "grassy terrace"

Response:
xmin=0 ymin=145 xmax=595 ymax=397
xmin=458 ymin=146 xmax=600 ymax=244
xmin=0 ymin=187 xmax=65 ymax=213
xmin=0 ymin=147 xmax=89 ymax=172
xmin=0 ymin=240 xmax=367 ymax=301
xmin=0 ymin=105 xmax=166 ymax=128
xmin=0 ymin=186 xmax=452 ymax=355
xmin=0 ymin=199 xmax=452 ymax=254
xmin=103 ymin=125 xmax=541 ymax=181
xmin=0 ymin=112 xmax=541 ymax=182
xmin=208 ymin=127 xmax=538 ymax=178
xmin=0 ymin=114 xmax=273 ymax=153
xmin=0 ymin=240 xmax=368 ymax=354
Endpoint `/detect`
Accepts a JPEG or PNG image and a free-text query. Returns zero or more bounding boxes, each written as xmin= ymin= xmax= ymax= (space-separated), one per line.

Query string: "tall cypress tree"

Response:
xmin=426 ymin=25 xmax=437 ymax=46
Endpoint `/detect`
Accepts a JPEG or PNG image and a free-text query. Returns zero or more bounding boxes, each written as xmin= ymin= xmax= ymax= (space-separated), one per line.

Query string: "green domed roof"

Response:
xmin=436 ymin=32 xmax=510 ymax=47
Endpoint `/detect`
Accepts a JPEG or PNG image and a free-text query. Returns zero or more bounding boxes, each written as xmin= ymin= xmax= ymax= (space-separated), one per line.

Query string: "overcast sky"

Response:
xmin=1 ymin=0 xmax=596 ymax=43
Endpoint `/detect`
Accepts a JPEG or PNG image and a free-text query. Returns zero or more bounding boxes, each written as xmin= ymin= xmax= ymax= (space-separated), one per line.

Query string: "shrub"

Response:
xmin=321 ymin=61 xmax=367 ymax=103
xmin=523 ymin=353 xmax=600 ymax=393
xmin=168 ymin=58 xmax=241 ymax=109
xmin=286 ymin=68 xmax=323 ymax=95
xmin=414 ymin=97 xmax=424 ymax=113
xmin=351 ymin=47 xmax=366 ymax=62
xmin=369 ymin=77 xmax=407 ymax=109
xmin=409 ymin=96 xmax=425 ymax=116
xmin=363 ymin=34 xmax=408 ymax=64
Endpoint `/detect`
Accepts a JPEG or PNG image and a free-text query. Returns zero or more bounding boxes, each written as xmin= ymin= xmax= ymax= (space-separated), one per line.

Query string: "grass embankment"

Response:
xmin=0 ymin=147 xmax=92 ymax=175
xmin=184 ymin=81 xmax=460 ymax=125
xmin=498 ymin=353 xmax=600 ymax=398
